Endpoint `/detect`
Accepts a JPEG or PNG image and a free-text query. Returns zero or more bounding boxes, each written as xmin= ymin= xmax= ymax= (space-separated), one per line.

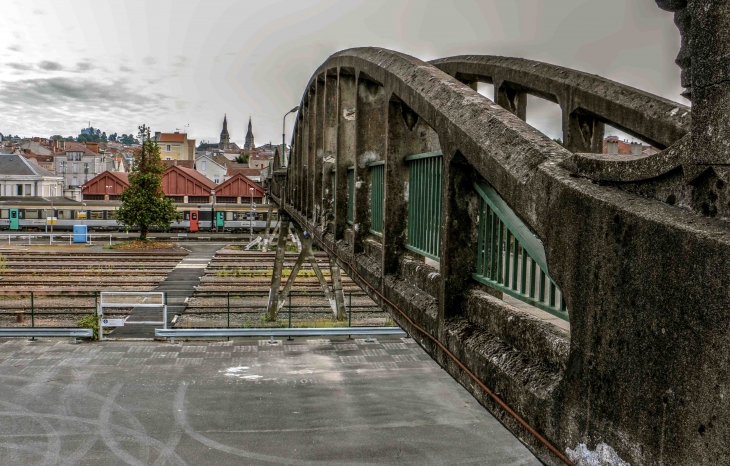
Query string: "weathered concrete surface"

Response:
xmin=279 ymin=43 xmax=730 ymax=466
xmin=0 ymin=337 xmax=541 ymax=465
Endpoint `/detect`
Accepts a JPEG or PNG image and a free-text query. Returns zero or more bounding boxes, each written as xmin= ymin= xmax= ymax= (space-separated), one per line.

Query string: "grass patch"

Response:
xmin=105 ymin=240 xmax=175 ymax=250
xmin=77 ymin=314 xmax=99 ymax=340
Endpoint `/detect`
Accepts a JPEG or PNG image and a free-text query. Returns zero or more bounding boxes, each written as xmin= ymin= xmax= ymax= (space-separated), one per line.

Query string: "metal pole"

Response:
xmin=348 ymin=290 xmax=352 ymax=327
xmin=30 ymin=291 xmax=35 ymax=341
xmin=287 ymin=293 xmax=292 ymax=340
xmin=227 ymin=291 xmax=230 ymax=329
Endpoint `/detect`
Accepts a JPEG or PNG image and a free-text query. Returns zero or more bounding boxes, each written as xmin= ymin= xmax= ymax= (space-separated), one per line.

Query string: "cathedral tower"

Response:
xmin=244 ymin=117 xmax=255 ymax=151
xmin=219 ymin=114 xmax=230 ymax=150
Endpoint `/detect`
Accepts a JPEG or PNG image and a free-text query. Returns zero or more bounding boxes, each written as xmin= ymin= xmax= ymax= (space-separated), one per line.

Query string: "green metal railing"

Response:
xmin=369 ymin=161 xmax=384 ymax=235
xmin=472 ymin=181 xmax=568 ymax=321
xmin=405 ymin=151 xmax=442 ymax=261
xmin=347 ymin=167 xmax=354 ymax=224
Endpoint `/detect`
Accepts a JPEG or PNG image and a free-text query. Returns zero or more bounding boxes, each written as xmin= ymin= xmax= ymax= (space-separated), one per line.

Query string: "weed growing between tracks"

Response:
xmin=104 ymin=240 xmax=178 ymax=250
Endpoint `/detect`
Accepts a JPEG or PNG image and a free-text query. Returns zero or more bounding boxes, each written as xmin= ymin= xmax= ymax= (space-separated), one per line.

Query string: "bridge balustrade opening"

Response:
xmin=405 ymin=151 xmax=443 ymax=261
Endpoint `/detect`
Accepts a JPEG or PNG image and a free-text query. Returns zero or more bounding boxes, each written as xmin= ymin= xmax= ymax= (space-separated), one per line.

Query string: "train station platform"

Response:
xmin=0 ymin=336 xmax=540 ymax=465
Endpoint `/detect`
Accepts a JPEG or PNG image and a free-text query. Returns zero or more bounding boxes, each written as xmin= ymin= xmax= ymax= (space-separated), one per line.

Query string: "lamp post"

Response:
xmin=282 ymin=106 xmax=299 ymax=169
xmin=105 ymin=185 xmax=112 ymax=201
xmin=211 ymin=188 xmax=216 ymax=233
xmin=249 ymin=187 xmax=255 ymax=241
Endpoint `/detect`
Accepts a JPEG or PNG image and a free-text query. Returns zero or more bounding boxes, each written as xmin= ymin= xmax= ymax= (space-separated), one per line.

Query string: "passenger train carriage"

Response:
xmin=0 ymin=198 xmax=278 ymax=233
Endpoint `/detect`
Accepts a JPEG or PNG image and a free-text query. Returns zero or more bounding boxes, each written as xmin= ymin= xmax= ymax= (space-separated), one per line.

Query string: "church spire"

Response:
xmin=219 ymin=114 xmax=230 ymax=150
xmin=244 ymin=116 xmax=255 ymax=151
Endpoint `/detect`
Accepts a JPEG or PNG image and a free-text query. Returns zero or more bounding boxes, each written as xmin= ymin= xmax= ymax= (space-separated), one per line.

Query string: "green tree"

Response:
xmin=50 ymin=135 xmax=64 ymax=141
xmin=552 ymin=138 xmax=563 ymax=146
xmin=234 ymin=152 xmax=249 ymax=164
xmin=117 ymin=125 xmax=180 ymax=240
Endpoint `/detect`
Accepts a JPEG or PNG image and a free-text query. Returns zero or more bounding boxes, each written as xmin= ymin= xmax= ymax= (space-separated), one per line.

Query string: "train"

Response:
xmin=0 ymin=198 xmax=279 ymax=233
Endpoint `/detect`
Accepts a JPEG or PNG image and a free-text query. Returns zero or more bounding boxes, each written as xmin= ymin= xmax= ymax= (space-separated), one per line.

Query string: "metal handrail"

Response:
xmin=156 ymin=327 xmax=406 ymax=339
xmin=0 ymin=327 xmax=93 ymax=343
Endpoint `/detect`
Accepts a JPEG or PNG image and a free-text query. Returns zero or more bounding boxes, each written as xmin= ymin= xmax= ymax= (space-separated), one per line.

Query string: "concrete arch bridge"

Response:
xmin=264 ymin=46 xmax=730 ymax=466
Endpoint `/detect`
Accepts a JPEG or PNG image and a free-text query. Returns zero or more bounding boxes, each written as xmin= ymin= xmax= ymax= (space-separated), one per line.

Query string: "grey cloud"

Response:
xmin=75 ymin=61 xmax=93 ymax=72
xmin=8 ymin=63 xmax=33 ymax=71
xmin=119 ymin=65 xmax=133 ymax=73
xmin=0 ymin=77 xmax=170 ymax=114
xmin=8 ymin=45 xmax=22 ymax=52
xmin=38 ymin=61 xmax=63 ymax=71
xmin=143 ymin=56 xmax=157 ymax=66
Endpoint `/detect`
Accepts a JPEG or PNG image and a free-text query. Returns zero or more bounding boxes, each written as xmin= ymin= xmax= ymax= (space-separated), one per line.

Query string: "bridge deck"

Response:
xmin=0 ymin=336 xmax=539 ymax=465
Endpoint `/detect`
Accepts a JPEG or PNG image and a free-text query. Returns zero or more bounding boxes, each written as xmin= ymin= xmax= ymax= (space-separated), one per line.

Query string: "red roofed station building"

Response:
xmin=162 ymin=165 xmax=216 ymax=203
xmin=214 ymin=173 xmax=265 ymax=204
xmin=82 ymin=169 xmax=266 ymax=204
xmin=81 ymin=171 xmax=129 ymax=200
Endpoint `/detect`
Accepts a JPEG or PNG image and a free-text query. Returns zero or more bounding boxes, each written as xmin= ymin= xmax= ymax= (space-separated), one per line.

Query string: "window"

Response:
xmin=67 ymin=153 xmax=73 ymax=161
xmin=214 ymin=177 xmax=219 ymax=183
xmin=73 ymin=163 xmax=78 ymax=173
xmin=201 ymin=161 xmax=206 ymax=171
xmin=166 ymin=145 xmax=171 ymax=152
xmin=59 ymin=161 xmax=66 ymax=173
xmin=107 ymin=210 xmax=118 ymax=220
xmin=24 ymin=209 xmax=39 ymax=219
xmin=16 ymin=184 xmax=22 ymax=196
xmin=72 ymin=176 xmax=78 ymax=186
xmin=188 ymin=196 xmax=209 ymax=203
xmin=216 ymin=196 xmax=235 ymax=203
xmin=83 ymin=163 xmax=89 ymax=173
xmin=89 ymin=211 xmax=104 ymax=220
xmin=82 ymin=195 xmax=103 ymax=200
xmin=57 ymin=210 xmax=71 ymax=219
xmin=166 ymin=157 xmax=171 ymax=160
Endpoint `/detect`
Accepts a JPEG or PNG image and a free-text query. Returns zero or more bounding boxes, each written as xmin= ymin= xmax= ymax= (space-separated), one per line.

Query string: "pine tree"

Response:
xmin=117 ymin=125 xmax=180 ymax=240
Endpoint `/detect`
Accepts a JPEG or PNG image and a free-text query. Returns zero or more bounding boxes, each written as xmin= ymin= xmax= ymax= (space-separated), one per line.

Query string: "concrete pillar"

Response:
xmin=265 ymin=213 xmax=291 ymax=321
xmin=353 ymin=74 xmax=387 ymax=253
xmin=313 ymin=75 xmax=326 ymax=226
xmin=330 ymin=260 xmax=346 ymax=320
xmin=321 ymin=70 xmax=339 ymax=234
xmin=495 ymin=81 xmax=527 ymax=121
xmin=183 ymin=196 xmax=188 ymax=203
xmin=438 ymin=148 xmax=481 ymax=327
xmin=690 ymin=1 xmax=730 ymax=164
xmin=562 ymin=109 xmax=605 ymax=153
xmin=307 ymin=86 xmax=318 ymax=221
xmin=383 ymin=99 xmax=441 ymax=275
xmin=300 ymin=103 xmax=310 ymax=215
xmin=335 ymin=68 xmax=357 ymax=242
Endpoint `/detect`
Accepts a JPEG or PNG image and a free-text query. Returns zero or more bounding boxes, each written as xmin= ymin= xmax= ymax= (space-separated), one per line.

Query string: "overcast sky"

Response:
xmin=0 ymin=0 xmax=683 ymax=145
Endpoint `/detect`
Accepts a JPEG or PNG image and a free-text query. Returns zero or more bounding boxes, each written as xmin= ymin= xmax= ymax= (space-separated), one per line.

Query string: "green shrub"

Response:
xmin=77 ymin=314 xmax=99 ymax=340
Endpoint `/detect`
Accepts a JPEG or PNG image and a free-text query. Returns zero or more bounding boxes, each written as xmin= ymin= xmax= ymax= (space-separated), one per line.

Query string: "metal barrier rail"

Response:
xmin=156 ymin=326 xmax=406 ymax=342
xmin=0 ymin=327 xmax=93 ymax=343
xmin=1 ymin=233 xmax=113 ymax=245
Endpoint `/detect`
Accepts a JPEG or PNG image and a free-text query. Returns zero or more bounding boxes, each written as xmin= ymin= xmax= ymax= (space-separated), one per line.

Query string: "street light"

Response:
xmin=282 ymin=106 xmax=299 ymax=168
xmin=211 ymin=188 xmax=216 ymax=233
xmin=250 ymin=187 xmax=255 ymax=241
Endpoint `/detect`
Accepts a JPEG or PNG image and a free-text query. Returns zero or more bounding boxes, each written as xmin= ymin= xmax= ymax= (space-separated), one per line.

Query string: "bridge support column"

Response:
xmin=321 ymin=70 xmax=339 ymax=234
xmin=562 ymin=109 xmax=605 ymax=153
xmin=496 ymin=82 xmax=527 ymax=121
xmin=307 ymin=87 xmax=318 ymax=221
xmin=330 ymin=260 xmax=346 ymax=320
xmin=335 ymin=69 xmax=356 ymax=242
xmin=354 ymin=75 xmax=387 ymax=253
xmin=266 ymin=213 xmax=291 ymax=321
xmin=313 ymin=75 xmax=326 ymax=227
xmin=438 ymin=149 xmax=480 ymax=325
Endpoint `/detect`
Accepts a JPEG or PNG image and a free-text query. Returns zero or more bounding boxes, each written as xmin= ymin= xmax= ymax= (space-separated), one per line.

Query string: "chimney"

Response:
xmin=86 ymin=142 xmax=99 ymax=153
xmin=607 ymin=141 xmax=619 ymax=155
xmin=154 ymin=132 xmax=161 ymax=141
xmin=630 ymin=142 xmax=642 ymax=156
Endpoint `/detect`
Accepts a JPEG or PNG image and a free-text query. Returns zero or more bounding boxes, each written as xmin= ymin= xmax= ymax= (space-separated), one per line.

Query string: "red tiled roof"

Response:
xmin=226 ymin=167 xmax=260 ymax=177
xmin=81 ymin=171 xmax=129 ymax=195
xmin=162 ymin=159 xmax=195 ymax=169
xmin=158 ymin=133 xmax=186 ymax=143
xmin=62 ymin=142 xmax=100 ymax=156
xmin=215 ymin=173 xmax=265 ymax=197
